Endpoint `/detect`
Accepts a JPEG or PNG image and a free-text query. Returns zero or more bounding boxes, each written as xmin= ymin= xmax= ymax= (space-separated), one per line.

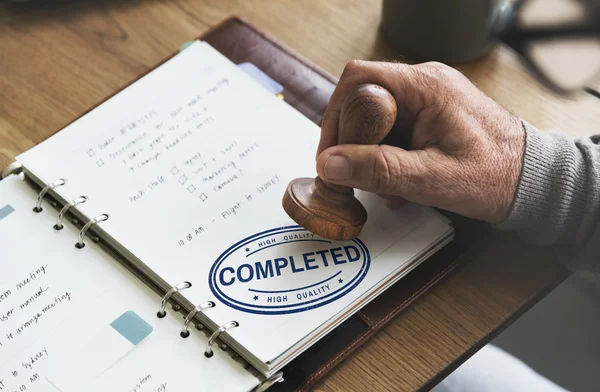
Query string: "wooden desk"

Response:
xmin=1 ymin=1 xmax=597 ymax=390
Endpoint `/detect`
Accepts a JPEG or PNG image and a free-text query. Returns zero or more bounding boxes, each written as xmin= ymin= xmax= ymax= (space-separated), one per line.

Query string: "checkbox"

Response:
xmin=187 ymin=184 xmax=196 ymax=193
xmin=179 ymin=175 xmax=188 ymax=185
xmin=96 ymin=158 xmax=104 ymax=167
xmin=87 ymin=148 xmax=95 ymax=157
xmin=199 ymin=193 xmax=208 ymax=202
xmin=171 ymin=165 xmax=179 ymax=175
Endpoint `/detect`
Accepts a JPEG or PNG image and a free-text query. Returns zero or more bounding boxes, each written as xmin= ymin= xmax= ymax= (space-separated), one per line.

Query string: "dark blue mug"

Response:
xmin=381 ymin=0 xmax=504 ymax=64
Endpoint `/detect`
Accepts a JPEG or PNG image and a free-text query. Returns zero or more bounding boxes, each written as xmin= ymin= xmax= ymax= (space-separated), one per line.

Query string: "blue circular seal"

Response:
xmin=209 ymin=225 xmax=371 ymax=315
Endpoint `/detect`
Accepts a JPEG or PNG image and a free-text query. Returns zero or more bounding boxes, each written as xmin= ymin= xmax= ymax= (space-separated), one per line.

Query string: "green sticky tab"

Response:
xmin=110 ymin=311 xmax=153 ymax=345
xmin=179 ymin=41 xmax=195 ymax=52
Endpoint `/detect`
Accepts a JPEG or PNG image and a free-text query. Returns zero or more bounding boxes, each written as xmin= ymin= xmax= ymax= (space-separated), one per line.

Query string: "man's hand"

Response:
xmin=316 ymin=60 xmax=526 ymax=224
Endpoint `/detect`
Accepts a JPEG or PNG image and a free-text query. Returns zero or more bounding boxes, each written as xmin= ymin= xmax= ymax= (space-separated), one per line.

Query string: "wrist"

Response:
xmin=488 ymin=116 xmax=526 ymax=224
xmin=493 ymin=120 xmax=589 ymax=245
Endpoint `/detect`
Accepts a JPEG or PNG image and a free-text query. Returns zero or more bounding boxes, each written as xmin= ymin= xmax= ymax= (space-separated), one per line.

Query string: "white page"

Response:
xmin=16 ymin=41 xmax=452 ymax=368
xmin=0 ymin=174 xmax=258 ymax=391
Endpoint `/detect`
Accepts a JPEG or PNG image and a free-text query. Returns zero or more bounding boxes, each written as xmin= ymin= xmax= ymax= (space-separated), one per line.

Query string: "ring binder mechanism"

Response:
xmin=157 ymin=281 xmax=192 ymax=318
xmin=180 ymin=301 xmax=215 ymax=338
xmin=205 ymin=321 xmax=239 ymax=358
xmin=34 ymin=178 xmax=66 ymax=212
xmin=255 ymin=372 xmax=284 ymax=392
xmin=54 ymin=196 xmax=88 ymax=230
xmin=0 ymin=161 xmax=23 ymax=179
xmin=9 ymin=156 xmax=289 ymax=392
xmin=75 ymin=214 xmax=109 ymax=249
xmin=11 ymin=170 xmax=285 ymax=391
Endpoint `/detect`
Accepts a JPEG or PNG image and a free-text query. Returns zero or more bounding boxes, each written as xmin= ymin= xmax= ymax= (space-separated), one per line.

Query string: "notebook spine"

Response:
xmin=16 ymin=169 xmax=283 ymax=392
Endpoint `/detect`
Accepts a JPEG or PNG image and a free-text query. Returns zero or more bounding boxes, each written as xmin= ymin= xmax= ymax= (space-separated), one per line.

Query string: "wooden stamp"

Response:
xmin=282 ymin=84 xmax=397 ymax=240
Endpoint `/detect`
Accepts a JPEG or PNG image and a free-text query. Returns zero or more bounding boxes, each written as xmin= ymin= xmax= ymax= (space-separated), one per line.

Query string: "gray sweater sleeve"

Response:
xmin=494 ymin=121 xmax=600 ymax=273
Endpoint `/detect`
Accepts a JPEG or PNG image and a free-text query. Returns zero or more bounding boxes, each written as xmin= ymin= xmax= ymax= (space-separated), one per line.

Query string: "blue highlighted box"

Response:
xmin=110 ymin=311 xmax=153 ymax=345
xmin=237 ymin=62 xmax=284 ymax=94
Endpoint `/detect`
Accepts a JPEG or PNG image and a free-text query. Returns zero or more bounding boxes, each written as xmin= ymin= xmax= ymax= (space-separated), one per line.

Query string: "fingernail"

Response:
xmin=324 ymin=155 xmax=351 ymax=181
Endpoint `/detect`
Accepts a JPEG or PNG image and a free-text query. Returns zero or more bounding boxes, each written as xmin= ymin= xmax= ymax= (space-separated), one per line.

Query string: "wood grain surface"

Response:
xmin=0 ymin=0 xmax=594 ymax=391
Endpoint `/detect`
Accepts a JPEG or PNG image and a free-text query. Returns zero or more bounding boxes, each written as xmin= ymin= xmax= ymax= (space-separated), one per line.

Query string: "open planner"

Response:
xmin=0 ymin=38 xmax=453 ymax=391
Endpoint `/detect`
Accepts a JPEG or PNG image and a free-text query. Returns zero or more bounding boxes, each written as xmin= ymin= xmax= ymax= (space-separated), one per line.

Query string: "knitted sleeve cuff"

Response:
xmin=494 ymin=120 xmax=590 ymax=246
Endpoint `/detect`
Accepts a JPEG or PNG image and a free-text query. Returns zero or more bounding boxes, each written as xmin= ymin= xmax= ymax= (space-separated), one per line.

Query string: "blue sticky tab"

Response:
xmin=237 ymin=62 xmax=284 ymax=94
xmin=0 ymin=205 xmax=15 ymax=221
xmin=110 ymin=311 xmax=153 ymax=345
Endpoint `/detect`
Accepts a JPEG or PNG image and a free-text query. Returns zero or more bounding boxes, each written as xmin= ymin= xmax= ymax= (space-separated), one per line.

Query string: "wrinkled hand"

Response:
xmin=316 ymin=60 xmax=526 ymax=224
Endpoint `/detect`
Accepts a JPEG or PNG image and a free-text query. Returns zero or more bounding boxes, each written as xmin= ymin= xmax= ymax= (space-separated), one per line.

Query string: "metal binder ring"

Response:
xmin=254 ymin=372 xmax=284 ymax=392
xmin=33 ymin=179 xmax=66 ymax=212
xmin=205 ymin=320 xmax=239 ymax=358
xmin=75 ymin=214 xmax=109 ymax=249
xmin=54 ymin=196 xmax=88 ymax=230
xmin=180 ymin=301 xmax=215 ymax=338
xmin=157 ymin=281 xmax=192 ymax=318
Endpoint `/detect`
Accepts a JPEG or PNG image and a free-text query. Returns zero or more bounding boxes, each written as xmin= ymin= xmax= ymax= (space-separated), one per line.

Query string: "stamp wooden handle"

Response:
xmin=338 ymin=83 xmax=398 ymax=146
xmin=321 ymin=84 xmax=398 ymax=193
xmin=282 ymin=84 xmax=398 ymax=240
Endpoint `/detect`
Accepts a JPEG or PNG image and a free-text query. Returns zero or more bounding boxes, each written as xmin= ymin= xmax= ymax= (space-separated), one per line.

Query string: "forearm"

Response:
xmin=495 ymin=121 xmax=600 ymax=272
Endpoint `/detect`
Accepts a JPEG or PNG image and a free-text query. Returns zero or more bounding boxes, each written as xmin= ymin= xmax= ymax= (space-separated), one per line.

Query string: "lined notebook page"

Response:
xmin=0 ymin=174 xmax=258 ymax=391
xmin=16 ymin=41 xmax=452 ymax=368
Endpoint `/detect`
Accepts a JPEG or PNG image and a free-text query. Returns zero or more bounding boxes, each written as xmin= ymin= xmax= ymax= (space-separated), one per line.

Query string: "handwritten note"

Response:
xmin=0 ymin=346 xmax=49 ymax=391
xmin=55 ymin=56 xmax=291 ymax=233
xmin=0 ymin=262 xmax=79 ymax=359
xmin=0 ymin=256 xmax=93 ymax=392
xmin=78 ymin=71 xmax=271 ymax=212
xmin=86 ymin=83 xmax=216 ymax=176
xmin=126 ymin=374 xmax=167 ymax=392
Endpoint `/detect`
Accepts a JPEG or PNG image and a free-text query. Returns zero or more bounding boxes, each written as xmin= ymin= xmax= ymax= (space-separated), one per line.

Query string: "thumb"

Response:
xmin=316 ymin=144 xmax=431 ymax=200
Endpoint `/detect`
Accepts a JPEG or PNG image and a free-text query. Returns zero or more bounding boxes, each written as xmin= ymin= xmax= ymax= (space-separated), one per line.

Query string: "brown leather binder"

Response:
xmin=196 ymin=16 xmax=482 ymax=391
xmin=0 ymin=15 xmax=517 ymax=392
